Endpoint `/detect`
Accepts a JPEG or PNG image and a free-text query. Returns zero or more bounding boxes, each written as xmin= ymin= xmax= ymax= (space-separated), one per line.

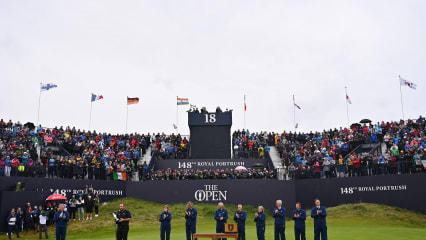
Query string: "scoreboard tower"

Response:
xmin=188 ymin=111 xmax=232 ymax=159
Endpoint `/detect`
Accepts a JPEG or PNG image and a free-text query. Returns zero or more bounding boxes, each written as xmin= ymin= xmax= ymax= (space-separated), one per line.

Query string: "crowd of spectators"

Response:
xmin=145 ymin=168 xmax=275 ymax=180
xmin=232 ymin=116 xmax=425 ymax=180
xmin=5 ymin=186 xmax=100 ymax=239
xmin=0 ymin=119 xmax=155 ymax=181
xmin=1 ymin=116 xmax=424 ymax=182
xmin=151 ymin=133 xmax=190 ymax=160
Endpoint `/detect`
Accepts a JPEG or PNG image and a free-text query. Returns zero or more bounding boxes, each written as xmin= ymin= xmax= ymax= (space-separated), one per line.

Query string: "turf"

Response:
xmin=3 ymin=198 xmax=425 ymax=240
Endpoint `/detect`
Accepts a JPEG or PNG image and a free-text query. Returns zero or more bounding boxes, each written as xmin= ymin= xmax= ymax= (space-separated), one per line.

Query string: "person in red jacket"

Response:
xmin=11 ymin=157 xmax=19 ymax=176
xmin=353 ymin=156 xmax=361 ymax=176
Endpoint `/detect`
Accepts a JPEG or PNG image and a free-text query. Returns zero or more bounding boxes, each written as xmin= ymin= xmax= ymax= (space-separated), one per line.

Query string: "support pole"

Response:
xmin=126 ymin=100 xmax=129 ymax=134
xmin=37 ymin=83 xmax=42 ymax=126
xmin=399 ymin=75 xmax=405 ymax=120
xmin=244 ymin=94 xmax=246 ymax=130
xmin=293 ymin=95 xmax=296 ymax=133
xmin=345 ymin=87 xmax=350 ymax=127
xmin=89 ymin=99 xmax=93 ymax=131
xmin=176 ymin=96 xmax=179 ymax=134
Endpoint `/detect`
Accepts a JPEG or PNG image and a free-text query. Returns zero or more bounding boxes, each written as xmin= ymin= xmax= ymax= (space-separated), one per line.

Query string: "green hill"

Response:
xmin=3 ymin=199 xmax=426 ymax=240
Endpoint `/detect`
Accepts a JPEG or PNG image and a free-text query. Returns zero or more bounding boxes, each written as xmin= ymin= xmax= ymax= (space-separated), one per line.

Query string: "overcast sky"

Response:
xmin=1 ymin=0 xmax=425 ymax=135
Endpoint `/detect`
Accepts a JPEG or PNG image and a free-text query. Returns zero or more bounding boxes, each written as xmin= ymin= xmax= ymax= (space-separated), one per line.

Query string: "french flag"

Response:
xmin=91 ymin=93 xmax=103 ymax=102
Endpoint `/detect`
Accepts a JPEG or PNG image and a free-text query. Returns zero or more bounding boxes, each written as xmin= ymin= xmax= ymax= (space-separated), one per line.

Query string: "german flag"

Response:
xmin=127 ymin=97 xmax=139 ymax=105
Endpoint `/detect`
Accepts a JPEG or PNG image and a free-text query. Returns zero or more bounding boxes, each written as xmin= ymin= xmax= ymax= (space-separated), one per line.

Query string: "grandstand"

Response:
xmin=0 ymin=115 xmax=425 ymax=181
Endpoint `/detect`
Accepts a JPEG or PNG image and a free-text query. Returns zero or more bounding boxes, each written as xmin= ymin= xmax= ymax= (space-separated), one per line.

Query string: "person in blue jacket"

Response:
xmin=254 ymin=206 xmax=266 ymax=240
xmin=214 ymin=202 xmax=228 ymax=240
xmin=273 ymin=200 xmax=286 ymax=240
xmin=159 ymin=205 xmax=172 ymax=240
xmin=292 ymin=202 xmax=306 ymax=240
xmin=311 ymin=199 xmax=327 ymax=240
xmin=185 ymin=201 xmax=197 ymax=240
xmin=53 ymin=204 xmax=70 ymax=240
xmin=233 ymin=204 xmax=246 ymax=240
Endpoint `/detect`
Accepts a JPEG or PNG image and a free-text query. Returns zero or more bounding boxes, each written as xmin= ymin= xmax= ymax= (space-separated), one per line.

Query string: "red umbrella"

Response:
xmin=46 ymin=194 xmax=67 ymax=201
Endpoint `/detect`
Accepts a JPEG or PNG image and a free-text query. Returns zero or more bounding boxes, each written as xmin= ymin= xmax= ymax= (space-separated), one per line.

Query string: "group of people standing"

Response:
xmin=150 ymin=199 xmax=328 ymax=240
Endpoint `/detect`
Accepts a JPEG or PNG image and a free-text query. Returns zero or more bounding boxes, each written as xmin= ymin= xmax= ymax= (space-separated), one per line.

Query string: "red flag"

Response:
xmin=294 ymin=103 xmax=301 ymax=109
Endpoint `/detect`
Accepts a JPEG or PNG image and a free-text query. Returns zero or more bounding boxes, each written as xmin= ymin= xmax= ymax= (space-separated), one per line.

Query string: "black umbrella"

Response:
xmin=359 ymin=119 xmax=372 ymax=124
xmin=350 ymin=123 xmax=361 ymax=128
xmin=251 ymin=163 xmax=264 ymax=169
xmin=24 ymin=122 xmax=35 ymax=130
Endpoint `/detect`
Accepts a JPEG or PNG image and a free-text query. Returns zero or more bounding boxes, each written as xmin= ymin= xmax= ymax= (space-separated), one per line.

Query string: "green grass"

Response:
xmin=4 ymin=199 xmax=426 ymax=240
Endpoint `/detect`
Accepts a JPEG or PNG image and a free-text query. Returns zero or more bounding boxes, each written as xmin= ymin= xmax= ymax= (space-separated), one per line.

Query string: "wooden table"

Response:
xmin=193 ymin=233 xmax=238 ymax=240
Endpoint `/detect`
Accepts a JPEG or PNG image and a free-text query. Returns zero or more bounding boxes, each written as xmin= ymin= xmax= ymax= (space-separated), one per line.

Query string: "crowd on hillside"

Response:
xmin=5 ymin=186 xmax=100 ymax=239
xmin=233 ymin=116 xmax=425 ymax=179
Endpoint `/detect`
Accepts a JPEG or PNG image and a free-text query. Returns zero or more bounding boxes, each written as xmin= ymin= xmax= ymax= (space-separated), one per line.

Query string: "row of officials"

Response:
xmin=152 ymin=198 xmax=327 ymax=240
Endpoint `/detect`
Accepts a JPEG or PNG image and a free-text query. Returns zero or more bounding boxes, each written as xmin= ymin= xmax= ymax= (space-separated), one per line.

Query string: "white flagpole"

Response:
xmin=176 ymin=96 xmax=179 ymax=134
xmin=398 ymin=75 xmax=405 ymax=120
xmin=126 ymin=97 xmax=129 ymax=134
xmin=89 ymin=97 xmax=93 ymax=131
xmin=244 ymin=94 xmax=246 ymax=130
xmin=345 ymin=87 xmax=350 ymax=127
xmin=37 ymin=83 xmax=42 ymax=126
xmin=293 ymin=94 xmax=296 ymax=133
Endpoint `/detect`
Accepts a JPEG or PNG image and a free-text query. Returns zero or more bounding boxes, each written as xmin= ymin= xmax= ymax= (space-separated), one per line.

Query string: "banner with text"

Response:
xmin=154 ymin=158 xmax=268 ymax=170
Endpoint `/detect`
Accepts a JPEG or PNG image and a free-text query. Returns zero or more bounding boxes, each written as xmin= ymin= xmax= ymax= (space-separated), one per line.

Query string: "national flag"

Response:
xmin=127 ymin=97 xmax=139 ymax=105
xmin=294 ymin=103 xmax=301 ymax=109
xmin=177 ymin=97 xmax=189 ymax=105
xmin=244 ymin=95 xmax=247 ymax=111
xmin=40 ymin=83 xmax=57 ymax=92
xmin=399 ymin=75 xmax=417 ymax=90
xmin=91 ymin=94 xmax=103 ymax=102
xmin=346 ymin=94 xmax=352 ymax=104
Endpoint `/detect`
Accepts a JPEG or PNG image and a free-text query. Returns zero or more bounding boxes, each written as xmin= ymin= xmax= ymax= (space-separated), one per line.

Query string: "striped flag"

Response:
xmin=346 ymin=94 xmax=352 ymax=104
xmin=91 ymin=93 xmax=103 ymax=102
xmin=177 ymin=97 xmax=189 ymax=105
xmin=41 ymin=83 xmax=57 ymax=92
xmin=399 ymin=75 xmax=417 ymax=90
xmin=127 ymin=97 xmax=139 ymax=105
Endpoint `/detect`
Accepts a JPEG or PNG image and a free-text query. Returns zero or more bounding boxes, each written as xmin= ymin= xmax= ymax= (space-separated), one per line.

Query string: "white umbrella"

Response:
xmin=235 ymin=166 xmax=247 ymax=171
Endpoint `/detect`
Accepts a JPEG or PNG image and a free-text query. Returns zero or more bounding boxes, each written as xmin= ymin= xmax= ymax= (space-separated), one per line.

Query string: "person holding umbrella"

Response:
xmin=53 ymin=204 xmax=69 ymax=240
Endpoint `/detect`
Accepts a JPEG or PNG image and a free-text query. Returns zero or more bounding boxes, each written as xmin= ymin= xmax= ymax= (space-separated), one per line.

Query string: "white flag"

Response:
xmin=399 ymin=76 xmax=417 ymax=90
xmin=346 ymin=94 xmax=352 ymax=104
xmin=41 ymin=83 xmax=57 ymax=92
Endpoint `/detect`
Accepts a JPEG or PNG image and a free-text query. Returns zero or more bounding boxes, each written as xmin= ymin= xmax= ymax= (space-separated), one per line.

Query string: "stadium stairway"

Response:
xmin=268 ymin=146 xmax=283 ymax=169
xmin=133 ymin=146 xmax=152 ymax=181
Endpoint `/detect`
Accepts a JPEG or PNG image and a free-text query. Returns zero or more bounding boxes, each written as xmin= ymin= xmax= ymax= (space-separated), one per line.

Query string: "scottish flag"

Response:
xmin=41 ymin=83 xmax=57 ymax=92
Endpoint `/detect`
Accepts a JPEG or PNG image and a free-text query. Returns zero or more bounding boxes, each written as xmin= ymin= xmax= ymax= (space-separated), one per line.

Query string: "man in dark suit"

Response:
xmin=233 ymin=204 xmax=246 ymax=240
xmin=292 ymin=202 xmax=306 ymax=240
xmin=311 ymin=199 xmax=327 ymax=240
xmin=273 ymin=200 xmax=286 ymax=240
xmin=214 ymin=202 xmax=228 ymax=240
